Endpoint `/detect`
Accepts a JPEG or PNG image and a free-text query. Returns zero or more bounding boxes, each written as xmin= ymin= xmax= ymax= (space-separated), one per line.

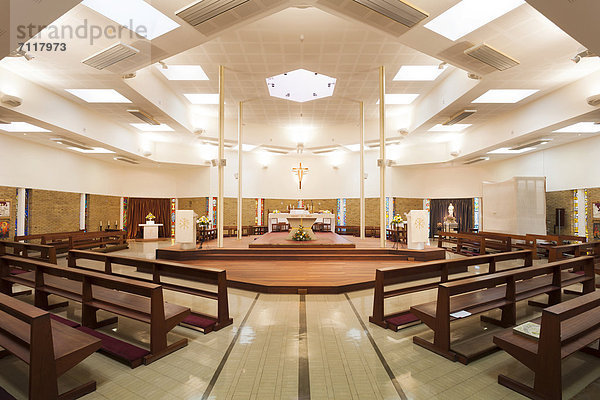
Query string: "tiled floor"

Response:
xmin=0 ymin=239 xmax=599 ymax=399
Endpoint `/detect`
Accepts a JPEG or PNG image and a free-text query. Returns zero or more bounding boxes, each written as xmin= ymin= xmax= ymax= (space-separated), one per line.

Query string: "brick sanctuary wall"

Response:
xmin=546 ymin=190 xmax=574 ymax=235
xmin=587 ymin=188 xmax=600 ymax=239
xmin=87 ymin=194 xmax=120 ymax=231
xmin=0 ymin=186 xmax=17 ymax=240
xmin=29 ymin=189 xmax=79 ymax=234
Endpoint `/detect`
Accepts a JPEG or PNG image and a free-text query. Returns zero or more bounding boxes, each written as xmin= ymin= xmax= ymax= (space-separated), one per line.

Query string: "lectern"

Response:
xmin=406 ymin=210 xmax=429 ymax=250
xmin=175 ymin=210 xmax=197 ymax=250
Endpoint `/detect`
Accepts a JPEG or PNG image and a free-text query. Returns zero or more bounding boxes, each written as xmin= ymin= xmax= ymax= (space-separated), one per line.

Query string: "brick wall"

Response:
xmin=29 ymin=189 xmax=80 ymax=234
xmin=587 ymin=188 xmax=600 ymax=239
xmin=0 ymin=186 xmax=17 ymax=240
xmin=546 ymin=190 xmax=574 ymax=235
xmin=394 ymin=198 xmax=424 ymax=218
xmin=87 ymin=194 xmax=120 ymax=231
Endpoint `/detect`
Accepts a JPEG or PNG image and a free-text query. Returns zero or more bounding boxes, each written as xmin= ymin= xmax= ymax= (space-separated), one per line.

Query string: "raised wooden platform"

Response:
xmin=155 ymin=237 xmax=446 ymax=294
xmin=249 ymin=232 xmax=355 ymax=248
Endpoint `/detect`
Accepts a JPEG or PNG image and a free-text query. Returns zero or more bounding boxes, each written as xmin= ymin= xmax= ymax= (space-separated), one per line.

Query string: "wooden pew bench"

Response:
xmin=0 ymin=293 xmax=101 ymax=399
xmin=369 ymin=250 xmax=533 ymax=331
xmin=410 ymin=256 xmax=596 ymax=364
xmin=0 ymin=256 xmax=190 ymax=365
xmin=527 ymin=233 xmax=586 ymax=259
xmin=68 ymin=249 xmax=233 ymax=333
xmin=0 ymin=241 xmax=58 ymax=297
xmin=494 ymin=290 xmax=600 ymax=400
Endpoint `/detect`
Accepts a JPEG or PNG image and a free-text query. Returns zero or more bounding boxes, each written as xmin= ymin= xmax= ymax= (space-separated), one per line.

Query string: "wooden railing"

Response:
xmin=0 ymin=240 xmax=57 ymax=263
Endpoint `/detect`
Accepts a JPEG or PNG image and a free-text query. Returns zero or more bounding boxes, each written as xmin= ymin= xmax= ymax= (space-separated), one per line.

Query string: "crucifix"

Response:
xmin=292 ymin=162 xmax=309 ymax=190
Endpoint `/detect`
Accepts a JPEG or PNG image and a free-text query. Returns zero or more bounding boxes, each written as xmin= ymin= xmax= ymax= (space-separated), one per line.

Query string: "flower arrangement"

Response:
xmin=273 ymin=209 xmax=280 ymax=213
xmin=319 ymin=210 xmax=332 ymax=214
xmin=391 ymin=215 xmax=404 ymax=226
xmin=292 ymin=225 xmax=312 ymax=241
xmin=145 ymin=213 xmax=156 ymax=220
xmin=443 ymin=215 xmax=457 ymax=223
xmin=196 ymin=216 xmax=210 ymax=226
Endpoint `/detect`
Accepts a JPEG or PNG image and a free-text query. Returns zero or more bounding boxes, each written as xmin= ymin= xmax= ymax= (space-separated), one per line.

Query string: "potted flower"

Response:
xmin=145 ymin=213 xmax=156 ymax=224
xmin=196 ymin=216 xmax=210 ymax=229
xmin=292 ymin=225 xmax=312 ymax=241
xmin=391 ymin=215 xmax=404 ymax=229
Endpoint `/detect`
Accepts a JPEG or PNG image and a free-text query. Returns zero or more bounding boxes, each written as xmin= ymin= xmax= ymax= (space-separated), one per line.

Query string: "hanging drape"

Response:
xmin=429 ymin=198 xmax=473 ymax=236
xmin=126 ymin=198 xmax=171 ymax=239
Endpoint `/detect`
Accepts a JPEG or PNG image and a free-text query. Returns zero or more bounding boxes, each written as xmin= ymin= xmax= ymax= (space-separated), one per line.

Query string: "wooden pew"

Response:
xmin=335 ymin=225 xmax=359 ymax=236
xmin=0 ymin=256 xmax=190 ymax=365
xmin=548 ymin=241 xmax=600 ymax=291
xmin=476 ymin=231 xmax=535 ymax=253
xmin=527 ymin=233 xmax=586 ymax=258
xmin=494 ymin=290 xmax=600 ymax=400
xmin=0 ymin=293 xmax=101 ymax=399
xmin=0 ymin=241 xmax=57 ymax=264
xmin=67 ymin=250 xmax=233 ymax=333
xmin=437 ymin=231 xmax=489 ymax=255
xmin=14 ymin=230 xmax=83 ymax=243
xmin=369 ymin=250 xmax=533 ymax=330
xmin=409 ymin=256 xmax=596 ymax=364
xmin=16 ymin=231 xmax=128 ymax=254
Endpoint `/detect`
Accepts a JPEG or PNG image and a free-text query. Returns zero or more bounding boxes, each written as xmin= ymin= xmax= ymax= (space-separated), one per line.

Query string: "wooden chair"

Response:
xmin=322 ymin=218 xmax=332 ymax=232
xmin=0 ymin=256 xmax=190 ymax=365
xmin=369 ymin=250 xmax=533 ymax=331
xmin=494 ymin=290 xmax=600 ymax=400
xmin=68 ymin=250 xmax=233 ymax=333
xmin=0 ymin=293 xmax=101 ymax=399
xmin=410 ymin=256 xmax=596 ymax=364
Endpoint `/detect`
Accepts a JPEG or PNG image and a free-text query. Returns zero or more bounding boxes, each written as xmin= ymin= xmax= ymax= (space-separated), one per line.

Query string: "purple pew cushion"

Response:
xmin=9 ymin=269 xmax=27 ymax=275
xmin=182 ymin=314 xmax=217 ymax=330
xmin=76 ymin=326 xmax=149 ymax=365
xmin=50 ymin=314 xmax=81 ymax=328
xmin=0 ymin=386 xmax=15 ymax=400
xmin=386 ymin=313 xmax=420 ymax=329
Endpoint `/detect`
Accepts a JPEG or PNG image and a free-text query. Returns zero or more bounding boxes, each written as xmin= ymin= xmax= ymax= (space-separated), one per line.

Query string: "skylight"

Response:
xmin=156 ymin=65 xmax=209 ymax=81
xmin=184 ymin=94 xmax=220 ymax=105
xmin=68 ymin=147 xmax=116 ymax=154
xmin=487 ymin=147 xmax=535 ymax=154
xmin=472 ymin=89 xmax=539 ymax=104
xmin=553 ymin=122 xmax=600 ymax=134
xmin=266 ymin=69 xmax=336 ymax=103
xmin=65 ymin=89 xmax=132 ymax=103
xmin=424 ymin=0 xmax=525 ymax=41
xmin=376 ymin=94 xmax=420 ymax=105
xmin=130 ymin=123 xmax=174 ymax=132
xmin=428 ymin=124 xmax=471 ymax=132
xmin=0 ymin=122 xmax=50 ymax=132
xmin=81 ymin=0 xmax=180 ymax=41
xmin=393 ymin=65 xmax=447 ymax=81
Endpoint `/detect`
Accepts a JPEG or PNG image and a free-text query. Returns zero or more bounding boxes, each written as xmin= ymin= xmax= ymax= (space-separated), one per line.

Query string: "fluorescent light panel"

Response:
xmin=487 ymin=147 xmax=535 ymax=154
xmin=553 ymin=122 xmax=600 ymax=133
xmin=156 ymin=65 xmax=209 ymax=81
xmin=393 ymin=65 xmax=446 ymax=81
xmin=0 ymin=122 xmax=50 ymax=132
xmin=344 ymin=144 xmax=361 ymax=152
xmin=130 ymin=123 xmax=174 ymax=132
xmin=68 ymin=147 xmax=116 ymax=154
xmin=352 ymin=0 xmax=428 ymax=28
xmin=376 ymin=94 xmax=420 ymax=105
xmin=66 ymin=89 xmax=131 ymax=103
xmin=81 ymin=0 xmax=180 ymax=40
xmin=429 ymin=124 xmax=471 ymax=132
xmin=472 ymin=89 xmax=538 ymax=103
xmin=424 ymin=0 xmax=525 ymax=41
xmin=184 ymin=93 xmax=220 ymax=104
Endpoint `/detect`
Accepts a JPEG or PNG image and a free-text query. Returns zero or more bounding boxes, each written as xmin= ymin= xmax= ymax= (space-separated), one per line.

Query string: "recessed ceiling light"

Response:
xmin=376 ymin=94 xmax=420 ymax=105
xmin=553 ymin=122 xmax=600 ymax=133
xmin=472 ymin=89 xmax=539 ymax=103
xmin=393 ymin=65 xmax=447 ymax=81
xmin=67 ymin=147 xmax=116 ymax=154
xmin=81 ymin=0 xmax=180 ymax=40
xmin=424 ymin=0 xmax=525 ymax=41
xmin=184 ymin=93 xmax=220 ymax=105
xmin=130 ymin=123 xmax=174 ymax=132
xmin=65 ymin=89 xmax=132 ymax=103
xmin=0 ymin=122 xmax=50 ymax=132
xmin=487 ymin=147 xmax=535 ymax=154
xmin=428 ymin=124 xmax=471 ymax=132
xmin=344 ymin=144 xmax=361 ymax=152
xmin=266 ymin=69 xmax=336 ymax=103
xmin=155 ymin=65 xmax=209 ymax=81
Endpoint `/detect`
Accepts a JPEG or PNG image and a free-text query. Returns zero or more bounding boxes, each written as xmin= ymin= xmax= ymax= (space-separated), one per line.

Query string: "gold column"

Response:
xmin=359 ymin=101 xmax=365 ymax=240
xmin=379 ymin=66 xmax=386 ymax=248
xmin=237 ymin=101 xmax=243 ymax=240
xmin=218 ymin=65 xmax=225 ymax=248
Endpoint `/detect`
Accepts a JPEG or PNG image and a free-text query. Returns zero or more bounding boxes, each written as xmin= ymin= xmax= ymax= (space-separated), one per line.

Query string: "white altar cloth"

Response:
xmin=268 ymin=213 xmax=335 ymax=233
xmin=138 ymin=223 xmax=163 ymax=240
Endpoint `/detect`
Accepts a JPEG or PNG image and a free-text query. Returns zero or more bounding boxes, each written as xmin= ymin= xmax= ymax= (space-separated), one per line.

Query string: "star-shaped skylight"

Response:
xmin=266 ymin=69 xmax=336 ymax=103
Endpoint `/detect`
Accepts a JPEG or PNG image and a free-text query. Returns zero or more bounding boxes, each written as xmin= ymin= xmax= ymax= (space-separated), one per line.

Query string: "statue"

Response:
xmin=444 ymin=203 xmax=456 ymax=225
xmin=448 ymin=203 xmax=454 ymax=218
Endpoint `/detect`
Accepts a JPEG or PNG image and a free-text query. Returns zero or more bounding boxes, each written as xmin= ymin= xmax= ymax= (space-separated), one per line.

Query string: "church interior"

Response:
xmin=1 ymin=0 xmax=600 ymax=399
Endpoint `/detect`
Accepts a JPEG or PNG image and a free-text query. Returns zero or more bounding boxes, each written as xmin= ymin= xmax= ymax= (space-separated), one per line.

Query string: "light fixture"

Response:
xmin=376 ymin=94 xmax=420 ymax=105
xmin=176 ymin=0 xmax=250 ymax=27
xmin=122 ymin=73 xmax=137 ymax=79
xmin=0 ymin=93 xmax=23 ymax=107
xmin=571 ymin=49 xmax=597 ymax=64
xmin=443 ymin=110 xmax=477 ymax=125
xmin=82 ymin=43 xmax=139 ymax=70
xmin=130 ymin=123 xmax=174 ymax=132
xmin=0 ymin=122 xmax=50 ymax=132
xmin=158 ymin=61 xmax=168 ymax=70
xmin=200 ymin=137 xmax=236 ymax=148
xmin=50 ymin=138 xmax=92 ymax=150
xmin=464 ymin=43 xmax=519 ymax=71
xmin=241 ymin=144 xmax=257 ymax=152
xmin=553 ymin=122 xmax=600 ymax=134
xmin=429 ymin=124 xmax=471 ymax=132
xmin=424 ymin=0 xmax=525 ymax=41
xmin=463 ymin=156 xmax=489 ymax=165
xmin=266 ymin=69 xmax=336 ymax=103
xmin=344 ymin=144 xmax=361 ymax=152
xmin=311 ymin=145 xmax=339 ymax=155
xmin=156 ymin=64 xmax=208 ymax=80
xmin=114 ymin=156 xmax=139 ymax=164
xmin=510 ymin=139 xmax=551 ymax=150
xmin=472 ymin=89 xmax=538 ymax=104
xmin=393 ymin=65 xmax=447 ymax=81
xmin=262 ymin=145 xmax=292 ymax=154
xmin=184 ymin=93 xmax=220 ymax=105
xmin=65 ymin=89 xmax=132 ymax=103
xmin=487 ymin=147 xmax=535 ymax=154
xmin=81 ymin=0 xmax=180 ymax=40
xmin=351 ymin=0 xmax=428 ymax=27
xmin=128 ymin=110 xmax=159 ymax=125
xmin=68 ymin=147 xmax=116 ymax=154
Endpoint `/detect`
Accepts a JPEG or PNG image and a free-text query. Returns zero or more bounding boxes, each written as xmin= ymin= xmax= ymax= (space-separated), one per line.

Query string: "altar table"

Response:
xmin=138 ymin=223 xmax=163 ymax=240
xmin=268 ymin=212 xmax=336 ymax=234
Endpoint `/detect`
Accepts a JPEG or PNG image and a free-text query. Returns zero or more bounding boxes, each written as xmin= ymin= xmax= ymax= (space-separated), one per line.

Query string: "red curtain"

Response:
xmin=126 ymin=198 xmax=171 ymax=239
